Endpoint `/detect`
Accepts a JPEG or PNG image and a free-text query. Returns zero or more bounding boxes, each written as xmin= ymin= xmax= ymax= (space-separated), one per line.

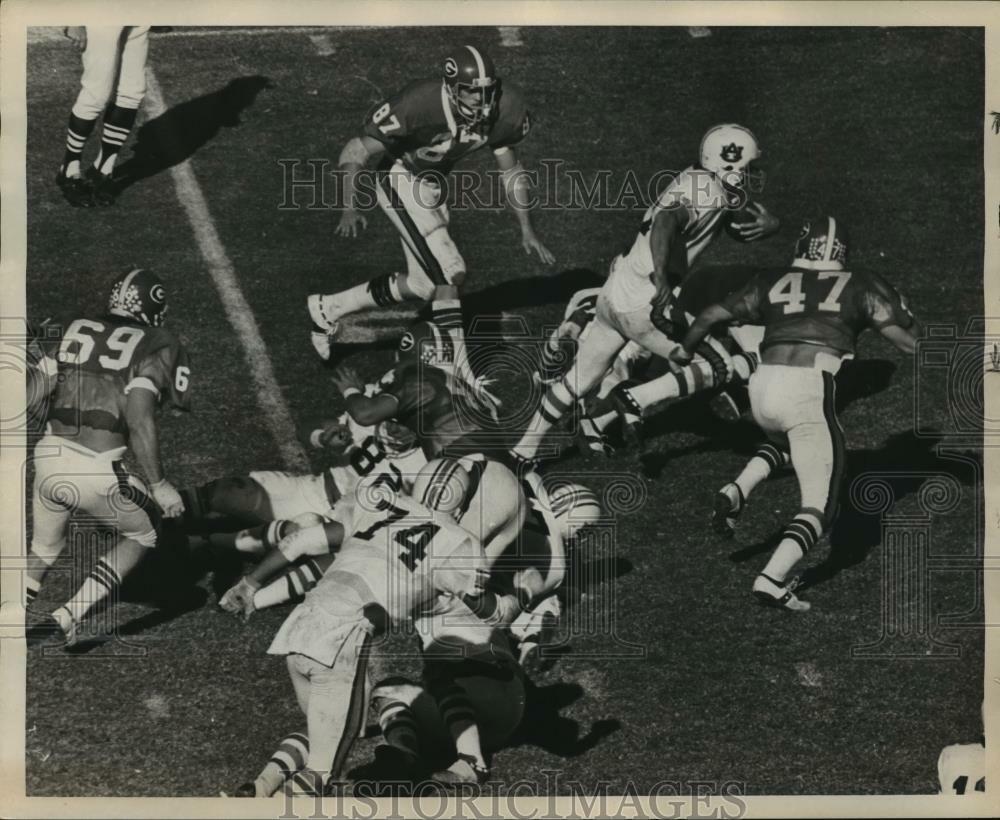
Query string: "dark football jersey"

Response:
xmin=49 ymin=317 xmax=191 ymax=434
xmin=378 ymin=363 xmax=511 ymax=458
xmin=723 ymin=267 xmax=914 ymax=355
xmin=362 ymin=79 xmax=531 ymax=176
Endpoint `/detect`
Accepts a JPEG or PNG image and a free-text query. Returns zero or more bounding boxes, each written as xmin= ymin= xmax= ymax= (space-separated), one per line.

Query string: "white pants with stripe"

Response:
xmin=375 ymin=161 xmax=465 ymax=297
xmin=72 ymin=26 xmax=150 ymax=119
xmin=748 ymin=363 xmax=846 ymax=523
xmin=31 ymin=433 xmax=158 ymax=559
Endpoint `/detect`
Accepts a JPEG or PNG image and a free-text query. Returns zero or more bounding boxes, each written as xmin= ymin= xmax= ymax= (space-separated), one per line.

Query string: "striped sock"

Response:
xmin=94 ymin=105 xmax=139 ymax=175
xmin=731 ymin=351 xmax=759 ymax=381
xmin=365 ymin=273 xmax=404 ymax=307
xmin=62 ymin=113 xmax=98 ymax=177
xmin=432 ymin=681 xmax=485 ymax=768
xmin=25 ymin=576 xmax=41 ymax=608
xmin=734 ymin=443 xmax=789 ymax=500
xmin=254 ymin=732 xmax=309 ymax=797
xmin=628 ymin=360 xmax=717 ymax=410
xmin=377 ymin=699 xmax=421 ymax=757
xmin=762 ymin=512 xmax=823 ymax=582
xmin=253 ymin=556 xmax=332 ymax=610
xmin=64 ymin=557 xmax=122 ymax=625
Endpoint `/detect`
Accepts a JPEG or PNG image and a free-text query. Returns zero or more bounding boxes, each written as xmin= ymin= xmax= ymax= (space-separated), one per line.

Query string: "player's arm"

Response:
xmin=671 ymin=303 xmax=736 ymax=364
xmin=335 ymin=134 xmax=386 ymax=238
xmin=332 ymin=365 xmax=401 ymax=427
xmin=648 ymin=207 xmax=691 ymax=334
xmin=879 ymin=322 xmax=920 ymax=354
xmin=123 ymin=385 xmax=184 ymax=516
xmin=866 ymin=274 xmax=923 ymax=356
xmin=494 ymin=146 xmax=555 ymax=265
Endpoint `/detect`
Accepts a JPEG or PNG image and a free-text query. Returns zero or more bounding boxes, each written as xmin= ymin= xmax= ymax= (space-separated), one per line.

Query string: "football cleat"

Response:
xmin=307 ymin=294 xmax=340 ymax=360
xmin=86 ymin=167 xmax=118 ymax=206
xmin=752 ymin=573 xmax=810 ymax=612
xmin=431 ymin=754 xmax=489 ymax=788
xmin=792 ymin=215 xmax=849 ymax=270
xmin=576 ymin=413 xmax=614 ymax=458
xmin=712 ymin=483 xmax=744 ymax=536
xmin=608 ymin=384 xmax=643 ymax=449
xmin=232 ymin=782 xmax=258 ymax=798
xmin=55 ymin=169 xmax=94 ymax=207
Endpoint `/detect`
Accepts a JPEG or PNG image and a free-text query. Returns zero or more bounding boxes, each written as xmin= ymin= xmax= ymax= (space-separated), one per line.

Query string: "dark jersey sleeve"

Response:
xmin=858 ymin=271 xmax=915 ymax=331
xmin=132 ymin=333 xmax=191 ymax=411
xmin=378 ymin=363 xmax=436 ymax=417
xmin=360 ymin=81 xmax=433 ymax=155
xmin=488 ymin=81 xmax=531 ymax=150
xmin=722 ymin=276 xmax=767 ymax=324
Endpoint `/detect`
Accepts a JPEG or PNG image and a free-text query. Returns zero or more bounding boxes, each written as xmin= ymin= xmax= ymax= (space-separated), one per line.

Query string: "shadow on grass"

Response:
xmin=115 ymin=75 xmax=274 ymax=192
xmin=507 ymin=679 xmax=621 ymax=758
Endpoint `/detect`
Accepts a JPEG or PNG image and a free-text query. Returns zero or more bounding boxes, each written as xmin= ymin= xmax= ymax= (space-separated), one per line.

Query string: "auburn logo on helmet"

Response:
xmin=721 ymin=142 xmax=744 ymax=163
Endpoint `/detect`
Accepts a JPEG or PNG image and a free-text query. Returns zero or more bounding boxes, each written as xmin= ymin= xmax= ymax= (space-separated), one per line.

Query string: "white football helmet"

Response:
xmin=412 ymin=458 xmax=472 ymax=518
xmin=541 ymin=477 xmax=603 ymax=539
xmin=699 ymin=124 xmax=761 ymax=188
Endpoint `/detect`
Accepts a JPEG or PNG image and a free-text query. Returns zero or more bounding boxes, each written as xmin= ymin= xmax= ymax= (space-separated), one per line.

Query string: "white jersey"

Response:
xmin=938 ymin=743 xmax=985 ymax=795
xmin=619 ymin=166 xmax=737 ymax=278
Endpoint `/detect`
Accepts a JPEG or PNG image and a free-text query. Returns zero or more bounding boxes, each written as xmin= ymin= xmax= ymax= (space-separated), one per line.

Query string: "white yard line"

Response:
xmin=144 ymin=66 xmax=309 ymax=472
xmin=498 ymin=26 xmax=524 ymax=47
xmin=687 ymin=26 xmax=712 ymax=38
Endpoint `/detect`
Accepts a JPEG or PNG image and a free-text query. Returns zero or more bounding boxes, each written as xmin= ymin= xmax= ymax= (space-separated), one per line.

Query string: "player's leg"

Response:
xmin=753 ymin=371 xmax=845 ymax=611
xmin=52 ymin=459 xmax=159 ymax=641
xmin=509 ymin=313 xmax=628 ymax=461
xmin=713 ymin=441 xmax=791 ymax=536
xmin=368 ymin=678 xmax=430 ymax=781
xmin=88 ymin=26 xmax=149 ymax=203
xmin=57 ymin=26 xmax=126 ymax=203
xmin=425 ymin=662 xmax=490 ymax=786
xmin=25 ymin=449 xmax=74 ymax=609
xmin=252 ymin=553 xmax=334 ymax=611
xmin=237 ymin=731 xmax=310 ymax=797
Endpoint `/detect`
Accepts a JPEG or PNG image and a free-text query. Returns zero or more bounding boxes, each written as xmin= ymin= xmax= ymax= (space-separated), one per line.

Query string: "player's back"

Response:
xmin=734 ymin=266 xmax=911 ymax=357
xmin=307 ymin=480 xmax=487 ymax=625
xmin=48 ymin=316 xmax=189 ymax=439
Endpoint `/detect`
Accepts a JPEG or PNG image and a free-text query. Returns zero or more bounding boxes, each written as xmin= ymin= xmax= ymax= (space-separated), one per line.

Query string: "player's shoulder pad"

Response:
xmin=374 ymin=78 xmax=445 ymax=126
xmin=136 ymin=325 xmax=184 ymax=360
xmin=491 ymin=80 xmax=531 ymax=146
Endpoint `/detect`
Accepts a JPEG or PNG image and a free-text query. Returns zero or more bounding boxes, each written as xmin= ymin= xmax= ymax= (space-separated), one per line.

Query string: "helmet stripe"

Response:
xmin=119 ymin=268 xmax=142 ymax=295
xmin=422 ymin=459 xmax=461 ymax=509
xmin=465 ymin=45 xmax=486 ymax=82
xmin=823 ymin=216 xmax=837 ymax=262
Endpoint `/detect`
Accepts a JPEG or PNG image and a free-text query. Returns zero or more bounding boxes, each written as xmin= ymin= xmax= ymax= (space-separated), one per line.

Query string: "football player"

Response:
xmin=508 ymin=124 xmax=778 ymax=464
xmin=670 ymin=217 xmax=921 ymax=610
xmin=938 ymin=742 xmax=986 ymax=794
xmin=27 ymin=269 xmax=190 ymax=643
xmin=230 ymin=461 xmax=498 ymax=796
xmin=307 ymin=45 xmax=554 ymax=361
xmin=56 ymin=26 xmax=151 ymax=206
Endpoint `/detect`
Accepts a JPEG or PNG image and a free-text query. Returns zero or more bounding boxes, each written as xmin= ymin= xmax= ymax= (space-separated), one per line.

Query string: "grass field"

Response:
xmin=23 ymin=25 xmax=985 ymax=796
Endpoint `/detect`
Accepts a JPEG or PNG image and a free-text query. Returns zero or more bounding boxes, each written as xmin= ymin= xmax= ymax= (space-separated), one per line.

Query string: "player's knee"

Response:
xmin=29 ymin=539 xmax=64 ymax=567
xmin=291 ymin=512 xmax=326 ymax=529
xmin=114 ymin=91 xmax=144 ymax=109
xmin=73 ymin=85 xmax=113 ymax=120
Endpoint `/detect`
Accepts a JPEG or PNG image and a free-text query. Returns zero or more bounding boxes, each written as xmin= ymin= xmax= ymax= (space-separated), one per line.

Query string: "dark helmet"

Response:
xmin=443 ymin=45 xmax=499 ymax=126
xmin=107 ymin=268 xmax=168 ymax=326
xmin=793 ymin=216 xmax=849 ymax=269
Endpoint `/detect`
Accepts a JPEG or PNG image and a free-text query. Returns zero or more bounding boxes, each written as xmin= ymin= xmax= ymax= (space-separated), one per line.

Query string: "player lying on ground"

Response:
xmin=508 ymin=124 xmax=779 ymax=465
xmin=308 ymin=44 xmax=554 ymax=361
xmin=670 ymin=217 xmax=921 ymax=611
xmin=27 ymin=269 xmax=190 ymax=644
xmin=230 ymin=460 xmax=513 ymax=795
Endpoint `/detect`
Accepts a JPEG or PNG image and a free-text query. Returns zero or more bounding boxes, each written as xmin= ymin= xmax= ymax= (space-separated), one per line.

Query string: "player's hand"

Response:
xmin=521 ymin=232 xmax=556 ymax=265
xmin=668 ymin=345 xmax=693 ymax=366
xmin=150 ymin=478 xmax=185 ymax=518
xmin=335 ymin=209 xmax=368 ymax=238
xmin=63 ymin=27 xmax=87 ymax=50
xmin=219 ymin=576 xmax=260 ymax=622
xmin=730 ymin=202 xmax=779 ymax=241
xmin=514 ymin=567 xmax=546 ymax=606
xmin=331 ymin=365 xmax=364 ymax=397
xmin=309 ymin=420 xmax=352 ymax=451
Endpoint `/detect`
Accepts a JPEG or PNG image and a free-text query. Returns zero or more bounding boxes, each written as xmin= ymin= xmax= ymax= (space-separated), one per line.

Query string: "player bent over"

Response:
xmin=27 ymin=269 xmax=190 ymax=643
xmin=508 ymin=124 xmax=777 ymax=464
xmin=307 ymin=45 xmax=553 ymax=361
xmin=671 ymin=217 xmax=920 ymax=610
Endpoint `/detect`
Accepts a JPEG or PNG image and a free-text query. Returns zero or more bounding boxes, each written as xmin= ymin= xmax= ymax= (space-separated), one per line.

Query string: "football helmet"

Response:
xmin=107 ymin=268 xmax=168 ymax=326
xmin=397 ymin=321 xmax=455 ymax=367
xmin=699 ymin=124 xmax=761 ymax=189
xmin=412 ymin=458 xmax=473 ymax=517
xmin=443 ymin=45 xmax=498 ymax=126
xmin=793 ymin=216 xmax=849 ymax=270
xmin=542 ymin=477 xmax=603 ymax=539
